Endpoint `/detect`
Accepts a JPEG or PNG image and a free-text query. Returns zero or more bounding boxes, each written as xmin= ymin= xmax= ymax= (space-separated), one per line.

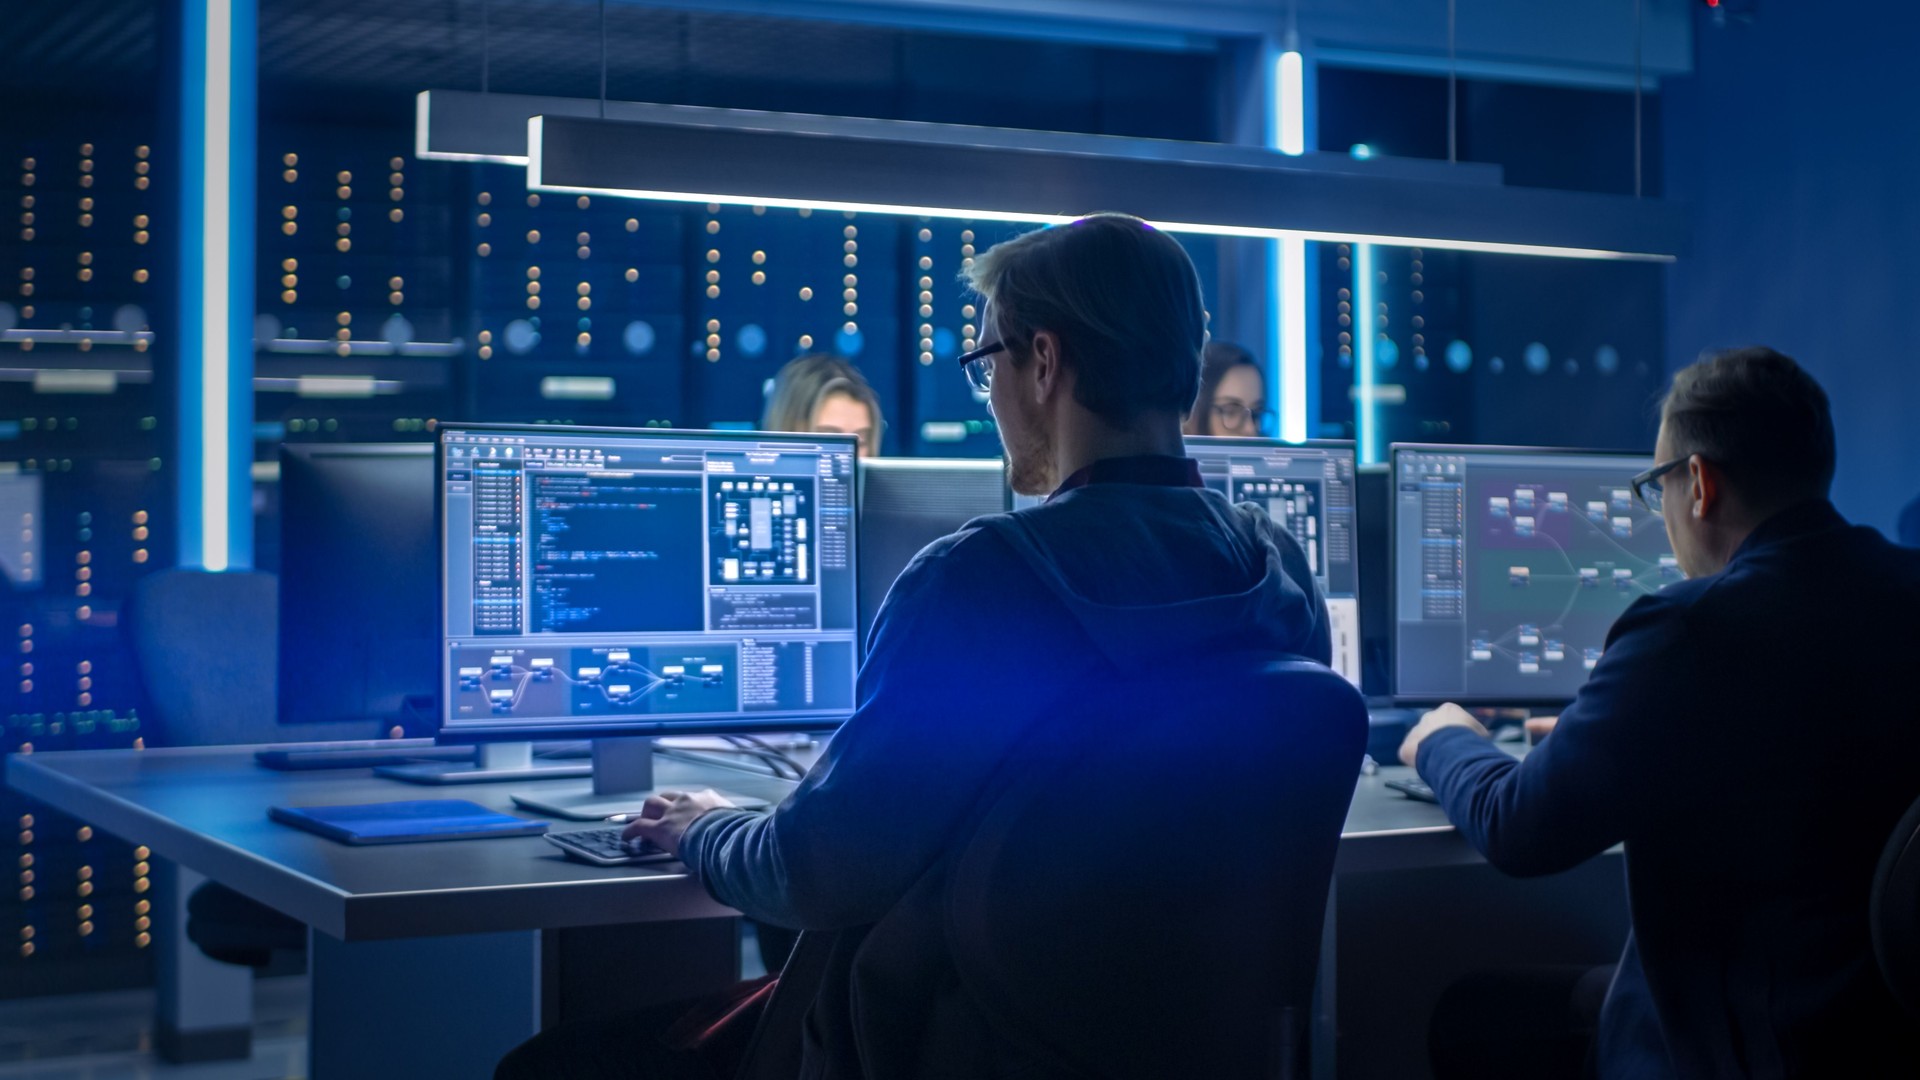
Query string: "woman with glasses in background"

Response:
xmin=1183 ymin=342 xmax=1274 ymax=438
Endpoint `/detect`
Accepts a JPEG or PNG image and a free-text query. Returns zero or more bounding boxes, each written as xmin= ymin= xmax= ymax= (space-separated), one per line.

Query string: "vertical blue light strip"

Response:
xmin=173 ymin=0 xmax=255 ymax=570
xmin=1354 ymin=243 xmax=1378 ymax=464
xmin=1271 ymin=49 xmax=1310 ymax=443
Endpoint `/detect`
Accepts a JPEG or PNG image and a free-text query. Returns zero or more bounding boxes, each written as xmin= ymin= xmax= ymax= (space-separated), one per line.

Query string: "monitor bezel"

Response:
xmin=433 ymin=422 xmax=863 ymax=743
xmin=1387 ymin=441 xmax=1661 ymax=708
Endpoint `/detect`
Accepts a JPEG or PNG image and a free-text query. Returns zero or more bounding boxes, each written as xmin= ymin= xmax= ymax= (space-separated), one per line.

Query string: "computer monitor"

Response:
xmin=857 ymin=457 xmax=1005 ymax=645
xmin=1391 ymin=444 xmax=1678 ymax=705
xmin=278 ymin=443 xmax=438 ymax=728
xmin=434 ymin=424 xmax=861 ymax=817
xmin=1355 ymin=463 xmax=1393 ymax=699
xmin=1009 ymin=437 xmax=1361 ymax=687
xmin=1186 ymin=437 xmax=1360 ymax=687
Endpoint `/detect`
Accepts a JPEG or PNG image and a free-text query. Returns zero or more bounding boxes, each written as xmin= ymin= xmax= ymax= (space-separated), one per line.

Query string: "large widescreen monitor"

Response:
xmin=1391 ymin=444 xmax=1678 ymax=705
xmin=437 ymin=424 xmax=861 ymax=739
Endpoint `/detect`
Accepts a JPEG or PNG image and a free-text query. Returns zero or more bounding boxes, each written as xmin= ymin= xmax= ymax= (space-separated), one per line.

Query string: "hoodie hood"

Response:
xmin=968 ymin=484 xmax=1330 ymax=669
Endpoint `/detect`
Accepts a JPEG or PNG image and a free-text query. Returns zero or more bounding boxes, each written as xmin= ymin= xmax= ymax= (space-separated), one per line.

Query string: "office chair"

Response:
xmin=1871 ymin=790 xmax=1920 ymax=1016
xmin=123 ymin=569 xmax=368 ymax=967
xmin=943 ymin=654 xmax=1368 ymax=1079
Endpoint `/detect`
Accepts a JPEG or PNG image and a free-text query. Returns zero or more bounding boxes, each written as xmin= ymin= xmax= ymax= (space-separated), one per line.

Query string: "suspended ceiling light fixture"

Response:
xmin=520 ymin=110 xmax=1681 ymax=262
xmin=419 ymin=88 xmax=1679 ymax=260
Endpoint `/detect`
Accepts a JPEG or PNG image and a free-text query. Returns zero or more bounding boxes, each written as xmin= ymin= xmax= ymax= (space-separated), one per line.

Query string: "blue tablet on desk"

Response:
xmin=269 ymin=800 xmax=550 ymax=844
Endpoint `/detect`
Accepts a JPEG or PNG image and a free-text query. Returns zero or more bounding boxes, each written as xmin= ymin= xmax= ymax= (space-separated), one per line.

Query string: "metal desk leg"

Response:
xmin=153 ymin=860 xmax=254 ymax=1063
xmin=308 ymin=928 xmax=540 ymax=1080
xmin=1311 ymin=878 xmax=1338 ymax=1080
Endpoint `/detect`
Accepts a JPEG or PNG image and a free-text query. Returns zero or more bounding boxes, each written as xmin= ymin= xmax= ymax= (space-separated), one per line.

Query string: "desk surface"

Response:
xmin=7 ymin=746 xmax=1470 ymax=941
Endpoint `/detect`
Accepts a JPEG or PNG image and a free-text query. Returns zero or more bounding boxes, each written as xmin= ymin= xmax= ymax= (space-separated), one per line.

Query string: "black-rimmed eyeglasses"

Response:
xmin=955 ymin=340 xmax=1007 ymax=394
xmin=1630 ymin=456 xmax=1688 ymax=513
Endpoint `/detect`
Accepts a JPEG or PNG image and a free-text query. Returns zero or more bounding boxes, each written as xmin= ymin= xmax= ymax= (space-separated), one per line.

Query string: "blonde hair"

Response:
xmin=763 ymin=354 xmax=884 ymax=445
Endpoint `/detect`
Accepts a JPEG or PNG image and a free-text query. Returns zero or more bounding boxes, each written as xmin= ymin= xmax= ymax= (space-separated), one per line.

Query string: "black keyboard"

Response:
xmin=545 ymin=827 xmax=674 ymax=866
xmin=1385 ymin=778 xmax=1439 ymax=803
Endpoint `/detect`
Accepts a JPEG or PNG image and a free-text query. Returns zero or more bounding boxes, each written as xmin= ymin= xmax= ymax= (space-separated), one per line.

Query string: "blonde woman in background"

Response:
xmin=763 ymin=354 xmax=885 ymax=458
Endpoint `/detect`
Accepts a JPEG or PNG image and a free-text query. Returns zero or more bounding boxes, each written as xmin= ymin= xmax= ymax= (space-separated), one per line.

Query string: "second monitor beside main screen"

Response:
xmin=438 ymin=426 xmax=861 ymax=738
xmin=1392 ymin=445 xmax=1677 ymax=704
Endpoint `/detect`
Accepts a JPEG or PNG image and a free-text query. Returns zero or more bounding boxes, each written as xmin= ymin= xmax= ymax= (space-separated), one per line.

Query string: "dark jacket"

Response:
xmin=681 ymin=472 xmax=1331 ymax=1079
xmin=1418 ymin=500 xmax=1920 ymax=1078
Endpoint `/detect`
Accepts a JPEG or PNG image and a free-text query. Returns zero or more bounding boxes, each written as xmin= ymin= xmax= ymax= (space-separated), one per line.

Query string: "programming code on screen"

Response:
xmin=440 ymin=429 xmax=859 ymax=733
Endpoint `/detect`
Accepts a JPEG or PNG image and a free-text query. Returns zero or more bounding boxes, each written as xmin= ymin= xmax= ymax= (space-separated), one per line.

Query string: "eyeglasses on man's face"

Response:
xmin=1631 ymin=456 xmax=1688 ymax=513
xmin=955 ymin=339 xmax=1007 ymax=395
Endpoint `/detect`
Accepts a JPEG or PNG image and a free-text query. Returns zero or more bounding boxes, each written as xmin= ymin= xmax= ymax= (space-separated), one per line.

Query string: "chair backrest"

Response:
xmin=1872 ymin=790 xmax=1920 ymax=1015
xmin=123 ymin=569 xmax=282 ymax=747
xmin=945 ymin=655 xmax=1367 ymax=1080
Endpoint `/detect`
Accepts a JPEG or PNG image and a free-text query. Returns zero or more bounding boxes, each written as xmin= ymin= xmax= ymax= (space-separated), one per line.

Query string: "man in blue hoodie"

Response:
xmin=1401 ymin=348 xmax=1920 ymax=1078
xmin=496 ymin=214 xmax=1331 ymax=1079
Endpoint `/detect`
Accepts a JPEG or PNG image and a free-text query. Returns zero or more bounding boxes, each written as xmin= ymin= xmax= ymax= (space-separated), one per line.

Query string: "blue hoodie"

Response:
xmin=681 ymin=470 xmax=1331 ymax=1079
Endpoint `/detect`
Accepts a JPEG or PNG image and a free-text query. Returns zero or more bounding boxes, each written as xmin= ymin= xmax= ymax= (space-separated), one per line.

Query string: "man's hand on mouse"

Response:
xmin=622 ymin=789 xmax=737 ymax=858
xmin=1398 ymin=703 xmax=1490 ymax=767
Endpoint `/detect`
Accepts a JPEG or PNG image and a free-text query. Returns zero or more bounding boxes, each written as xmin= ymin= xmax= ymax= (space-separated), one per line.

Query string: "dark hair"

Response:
xmin=1661 ymin=346 xmax=1835 ymax=504
xmin=1184 ymin=341 xmax=1261 ymax=436
xmin=763 ymin=353 xmax=885 ymax=442
xmin=963 ymin=213 xmax=1206 ymax=427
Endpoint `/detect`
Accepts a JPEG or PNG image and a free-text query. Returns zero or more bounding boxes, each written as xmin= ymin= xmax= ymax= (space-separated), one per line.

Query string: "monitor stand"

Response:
xmin=374 ymin=741 xmax=594 ymax=785
xmin=509 ymin=738 xmax=762 ymax=821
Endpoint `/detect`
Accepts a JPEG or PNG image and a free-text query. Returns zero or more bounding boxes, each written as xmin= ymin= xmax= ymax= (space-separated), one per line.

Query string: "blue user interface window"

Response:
xmin=1392 ymin=446 xmax=1677 ymax=705
xmin=440 ymin=427 xmax=859 ymax=736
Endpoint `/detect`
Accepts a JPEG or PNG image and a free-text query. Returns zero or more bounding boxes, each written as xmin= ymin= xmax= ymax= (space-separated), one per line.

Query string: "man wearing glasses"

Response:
xmin=1399 ymin=347 xmax=1920 ymax=1077
xmin=501 ymin=214 xmax=1331 ymax=1079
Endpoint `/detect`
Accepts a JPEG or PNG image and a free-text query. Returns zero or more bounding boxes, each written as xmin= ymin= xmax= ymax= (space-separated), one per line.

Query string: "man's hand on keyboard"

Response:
xmin=1398 ymin=703 xmax=1490 ymax=767
xmin=622 ymin=789 xmax=737 ymax=858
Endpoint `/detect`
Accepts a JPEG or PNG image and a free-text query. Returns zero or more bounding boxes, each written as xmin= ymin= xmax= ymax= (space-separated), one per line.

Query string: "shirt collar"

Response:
xmin=1048 ymin=455 xmax=1204 ymax=503
xmin=1728 ymin=498 xmax=1847 ymax=564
